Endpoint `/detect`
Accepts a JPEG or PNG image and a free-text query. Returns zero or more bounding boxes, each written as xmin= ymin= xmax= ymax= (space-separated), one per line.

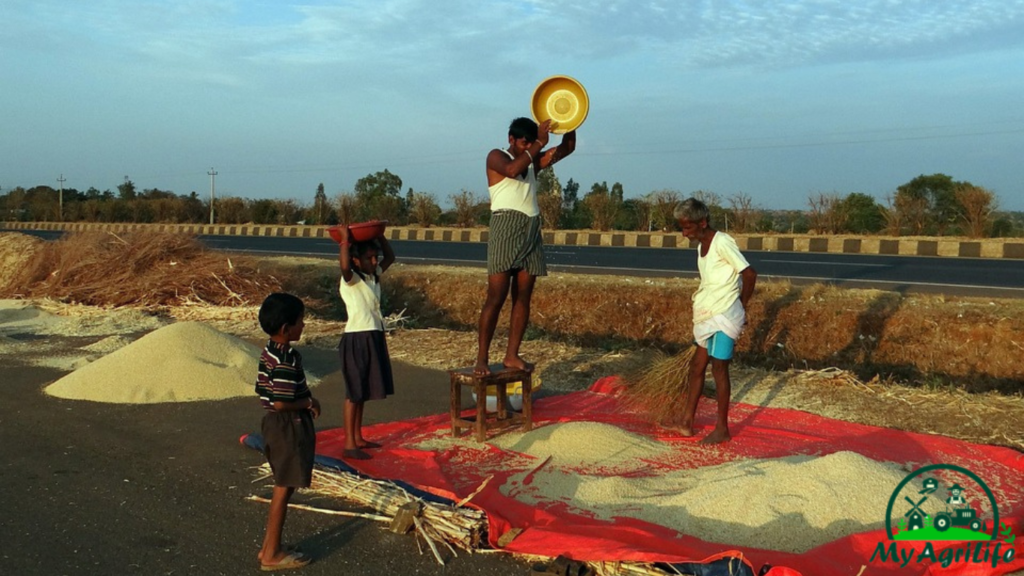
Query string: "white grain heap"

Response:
xmin=46 ymin=321 xmax=267 ymax=403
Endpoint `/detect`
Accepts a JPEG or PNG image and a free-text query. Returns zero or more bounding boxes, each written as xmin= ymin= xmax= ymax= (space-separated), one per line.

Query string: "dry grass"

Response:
xmin=2 ymin=231 xmax=280 ymax=308
xmin=360 ymin=265 xmax=1023 ymax=394
xmin=0 ymin=232 xmax=45 ymax=294
xmin=621 ymin=347 xmax=697 ymax=424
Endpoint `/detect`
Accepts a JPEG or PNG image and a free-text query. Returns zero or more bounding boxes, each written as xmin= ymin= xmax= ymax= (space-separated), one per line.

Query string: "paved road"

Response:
xmin=20 ymin=230 xmax=1024 ymax=297
xmin=3 ymin=336 xmax=526 ymax=576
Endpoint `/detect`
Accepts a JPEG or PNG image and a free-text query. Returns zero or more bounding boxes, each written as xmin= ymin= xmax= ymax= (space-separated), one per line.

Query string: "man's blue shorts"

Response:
xmin=705 ymin=331 xmax=735 ymax=361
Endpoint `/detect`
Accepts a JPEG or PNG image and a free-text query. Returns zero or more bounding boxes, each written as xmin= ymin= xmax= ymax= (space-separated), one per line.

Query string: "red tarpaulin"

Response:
xmin=298 ymin=377 xmax=1023 ymax=575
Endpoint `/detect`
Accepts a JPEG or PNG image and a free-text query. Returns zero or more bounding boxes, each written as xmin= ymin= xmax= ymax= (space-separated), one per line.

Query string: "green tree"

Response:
xmin=250 ymin=199 xmax=279 ymax=224
xmin=26 ymin=186 xmax=59 ymax=221
xmin=617 ymin=197 xmax=652 ymax=231
xmin=354 ymin=169 xmax=406 ymax=223
xmin=117 ymin=178 xmax=137 ymax=201
xmin=562 ymin=178 xmax=580 ymax=214
xmin=4 ymin=187 xmax=27 ymax=221
xmin=537 ymin=168 xmax=563 ymax=229
xmin=183 ymin=192 xmax=206 ymax=223
xmin=841 ymin=193 xmax=884 ymax=233
xmin=581 ymin=181 xmax=621 ymax=231
xmin=611 ymin=182 xmax=624 ymax=203
xmin=896 ymin=174 xmax=962 ymax=235
xmin=313 ymin=183 xmax=328 ymax=225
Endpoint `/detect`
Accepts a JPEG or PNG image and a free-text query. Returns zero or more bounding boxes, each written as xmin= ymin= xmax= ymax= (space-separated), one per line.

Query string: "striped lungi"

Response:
xmin=487 ymin=210 xmax=547 ymax=276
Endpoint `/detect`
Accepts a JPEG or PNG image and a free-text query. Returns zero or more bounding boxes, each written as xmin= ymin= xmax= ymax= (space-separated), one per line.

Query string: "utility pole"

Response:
xmin=207 ymin=168 xmax=217 ymax=225
xmin=57 ymin=174 xmax=66 ymax=221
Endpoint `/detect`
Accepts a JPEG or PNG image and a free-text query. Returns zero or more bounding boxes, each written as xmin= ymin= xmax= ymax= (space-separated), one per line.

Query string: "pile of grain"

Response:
xmin=498 ymin=423 xmax=909 ymax=553
xmin=45 ymin=322 xmax=278 ymax=404
xmin=491 ymin=422 xmax=671 ymax=471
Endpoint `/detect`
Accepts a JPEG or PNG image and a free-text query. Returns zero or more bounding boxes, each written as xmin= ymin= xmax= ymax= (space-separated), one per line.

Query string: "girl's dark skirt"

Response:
xmin=338 ymin=330 xmax=394 ymax=403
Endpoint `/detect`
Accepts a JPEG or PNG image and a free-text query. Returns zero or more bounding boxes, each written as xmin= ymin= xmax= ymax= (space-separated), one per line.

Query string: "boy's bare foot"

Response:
xmin=343 ymin=448 xmax=371 ymax=460
xmin=699 ymin=427 xmax=731 ymax=444
xmin=473 ymin=360 xmax=491 ymax=376
xmin=260 ymin=551 xmax=311 ymax=571
xmin=258 ymin=545 xmax=298 ymax=562
xmin=502 ymin=355 xmax=534 ymax=372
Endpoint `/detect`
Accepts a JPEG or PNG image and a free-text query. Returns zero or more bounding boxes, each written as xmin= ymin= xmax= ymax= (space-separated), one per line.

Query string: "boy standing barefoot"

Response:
xmin=255 ymin=293 xmax=320 ymax=570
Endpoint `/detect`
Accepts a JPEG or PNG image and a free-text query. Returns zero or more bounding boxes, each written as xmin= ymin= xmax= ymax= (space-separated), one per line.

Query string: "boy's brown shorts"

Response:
xmin=261 ymin=410 xmax=316 ymax=488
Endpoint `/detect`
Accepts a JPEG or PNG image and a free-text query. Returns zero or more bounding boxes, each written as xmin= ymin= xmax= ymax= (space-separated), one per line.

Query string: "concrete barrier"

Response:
xmin=3 ymin=221 xmax=1022 ymax=259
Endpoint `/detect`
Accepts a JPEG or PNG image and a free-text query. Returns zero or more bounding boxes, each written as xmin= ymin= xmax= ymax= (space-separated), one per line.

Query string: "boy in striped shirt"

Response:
xmin=255 ymin=292 xmax=320 ymax=571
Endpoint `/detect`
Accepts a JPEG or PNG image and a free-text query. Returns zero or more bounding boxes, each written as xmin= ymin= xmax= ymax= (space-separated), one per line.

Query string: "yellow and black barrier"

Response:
xmin=3 ymin=221 xmax=1022 ymax=259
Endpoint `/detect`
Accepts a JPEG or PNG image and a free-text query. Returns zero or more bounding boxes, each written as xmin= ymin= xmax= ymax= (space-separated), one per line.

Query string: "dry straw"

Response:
xmin=621 ymin=345 xmax=697 ymax=424
xmin=7 ymin=231 xmax=279 ymax=307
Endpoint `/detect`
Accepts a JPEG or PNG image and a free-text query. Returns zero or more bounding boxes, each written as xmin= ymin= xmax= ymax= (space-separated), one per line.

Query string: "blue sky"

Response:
xmin=3 ymin=0 xmax=1023 ymax=210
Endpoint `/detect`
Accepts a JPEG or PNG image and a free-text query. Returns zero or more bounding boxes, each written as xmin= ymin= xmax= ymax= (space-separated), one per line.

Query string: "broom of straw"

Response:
xmin=621 ymin=345 xmax=697 ymax=425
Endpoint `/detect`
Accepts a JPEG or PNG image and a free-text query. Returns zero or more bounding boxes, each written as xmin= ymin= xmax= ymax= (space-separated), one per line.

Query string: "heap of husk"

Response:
xmin=6 ymin=231 xmax=279 ymax=307
xmin=621 ymin=345 xmax=697 ymax=424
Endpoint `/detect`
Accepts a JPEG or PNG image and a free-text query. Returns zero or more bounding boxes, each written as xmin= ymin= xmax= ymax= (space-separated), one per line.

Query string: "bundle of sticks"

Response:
xmin=253 ymin=463 xmax=487 ymax=565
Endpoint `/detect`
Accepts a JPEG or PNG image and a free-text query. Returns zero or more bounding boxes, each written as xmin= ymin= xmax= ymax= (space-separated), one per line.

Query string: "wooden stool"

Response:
xmin=449 ymin=364 xmax=533 ymax=442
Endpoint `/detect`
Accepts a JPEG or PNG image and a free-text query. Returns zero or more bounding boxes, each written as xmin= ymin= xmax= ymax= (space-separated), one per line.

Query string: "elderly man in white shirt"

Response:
xmin=671 ymin=197 xmax=757 ymax=443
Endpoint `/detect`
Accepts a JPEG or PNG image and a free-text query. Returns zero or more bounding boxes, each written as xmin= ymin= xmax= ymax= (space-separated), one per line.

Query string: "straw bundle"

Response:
xmin=299 ymin=464 xmax=486 ymax=564
xmin=621 ymin=345 xmax=697 ymax=424
xmin=12 ymin=231 xmax=278 ymax=308
xmin=259 ymin=463 xmax=722 ymax=575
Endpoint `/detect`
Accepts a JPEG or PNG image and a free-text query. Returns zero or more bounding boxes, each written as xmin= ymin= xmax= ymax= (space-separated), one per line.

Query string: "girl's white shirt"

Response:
xmin=339 ymin=266 xmax=384 ymax=333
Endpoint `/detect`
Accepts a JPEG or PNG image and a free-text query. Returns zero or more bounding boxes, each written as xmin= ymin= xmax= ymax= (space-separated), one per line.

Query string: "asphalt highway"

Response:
xmin=20 ymin=230 xmax=1024 ymax=297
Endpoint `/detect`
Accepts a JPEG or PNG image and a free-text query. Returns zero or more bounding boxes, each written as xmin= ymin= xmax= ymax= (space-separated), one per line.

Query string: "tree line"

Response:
xmin=2 ymin=170 xmax=1020 ymax=238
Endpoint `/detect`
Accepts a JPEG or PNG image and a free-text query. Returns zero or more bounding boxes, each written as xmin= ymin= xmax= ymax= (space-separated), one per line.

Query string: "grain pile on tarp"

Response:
xmin=501 ymin=448 xmax=906 ymax=553
xmin=5 ymin=231 xmax=279 ymax=307
xmin=46 ymin=321 xmax=269 ymax=403
xmin=288 ymin=376 xmax=1024 ymax=576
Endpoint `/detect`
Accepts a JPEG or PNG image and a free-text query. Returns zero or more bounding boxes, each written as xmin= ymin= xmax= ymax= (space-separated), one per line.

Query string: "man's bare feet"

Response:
xmin=473 ymin=360 xmax=491 ymax=376
xmin=699 ymin=427 xmax=731 ymax=444
xmin=503 ymin=355 xmax=534 ymax=372
xmin=670 ymin=423 xmax=696 ymax=437
xmin=661 ymin=417 xmax=695 ymax=437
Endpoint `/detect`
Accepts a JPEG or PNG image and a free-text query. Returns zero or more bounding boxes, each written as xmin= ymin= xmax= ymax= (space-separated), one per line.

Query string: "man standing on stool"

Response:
xmin=474 ymin=117 xmax=576 ymax=376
